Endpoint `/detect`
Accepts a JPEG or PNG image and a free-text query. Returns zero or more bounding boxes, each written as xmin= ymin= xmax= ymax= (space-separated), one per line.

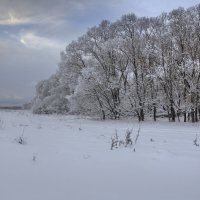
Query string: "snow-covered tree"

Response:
xmin=32 ymin=73 xmax=70 ymax=114
xmin=33 ymin=3 xmax=200 ymax=122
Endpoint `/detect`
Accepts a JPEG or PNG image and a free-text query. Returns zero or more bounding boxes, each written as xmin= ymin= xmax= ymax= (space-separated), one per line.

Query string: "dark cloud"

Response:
xmin=0 ymin=39 xmax=60 ymax=104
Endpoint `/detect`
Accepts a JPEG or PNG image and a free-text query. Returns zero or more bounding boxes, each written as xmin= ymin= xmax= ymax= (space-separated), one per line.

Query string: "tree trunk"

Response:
xmin=139 ymin=102 xmax=144 ymax=121
xmin=184 ymin=111 xmax=187 ymax=122
xmin=153 ymin=103 xmax=156 ymax=121
xmin=96 ymin=94 xmax=106 ymax=120
xmin=191 ymin=108 xmax=195 ymax=123
xmin=177 ymin=110 xmax=180 ymax=122
xmin=198 ymin=106 xmax=200 ymax=119
xmin=187 ymin=113 xmax=190 ymax=122
xmin=102 ymin=109 xmax=106 ymax=120
xmin=195 ymin=107 xmax=198 ymax=122
xmin=170 ymin=103 xmax=176 ymax=122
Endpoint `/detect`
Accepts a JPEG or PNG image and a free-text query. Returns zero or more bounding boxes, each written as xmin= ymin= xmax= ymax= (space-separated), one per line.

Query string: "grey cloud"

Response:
xmin=1 ymin=0 xmax=199 ymax=22
xmin=0 ymin=39 xmax=60 ymax=104
xmin=0 ymin=0 xmax=112 ymax=20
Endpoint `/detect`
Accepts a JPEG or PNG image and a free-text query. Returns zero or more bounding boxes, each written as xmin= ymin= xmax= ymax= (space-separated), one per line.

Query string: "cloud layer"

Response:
xmin=0 ymin=0 xmax=199 ymax=105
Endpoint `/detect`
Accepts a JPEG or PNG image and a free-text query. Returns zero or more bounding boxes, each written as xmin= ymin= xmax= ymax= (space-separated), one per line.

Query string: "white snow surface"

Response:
xmin=0 ymin=110 xmax=200 ymax=200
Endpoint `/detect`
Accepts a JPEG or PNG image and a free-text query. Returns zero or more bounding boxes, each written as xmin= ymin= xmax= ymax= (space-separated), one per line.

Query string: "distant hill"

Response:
xmin=0 ymin=106 xmax=22 ymax=110
xmin=0 ymin=103 xmax=32 ymax=110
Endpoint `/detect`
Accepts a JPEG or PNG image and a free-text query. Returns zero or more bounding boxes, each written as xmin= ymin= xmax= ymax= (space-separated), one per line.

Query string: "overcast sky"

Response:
xmin=0 ymin=0 xmax=199 ymax=105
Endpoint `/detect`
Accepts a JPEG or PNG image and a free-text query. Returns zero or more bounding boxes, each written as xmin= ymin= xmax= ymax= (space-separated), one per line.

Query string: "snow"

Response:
xmin=0 ymin=110 xmax=200 ymax=200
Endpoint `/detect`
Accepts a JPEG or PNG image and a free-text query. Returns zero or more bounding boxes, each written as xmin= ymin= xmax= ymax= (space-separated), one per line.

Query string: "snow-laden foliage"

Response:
xmin=34 ymin=4 xmax=200 ymax=122
xmin=32 ymin=73 xmax=70 ymax=114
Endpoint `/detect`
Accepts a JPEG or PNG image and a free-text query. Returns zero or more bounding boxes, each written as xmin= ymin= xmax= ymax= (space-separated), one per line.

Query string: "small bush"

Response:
xmin=111 ymin=129 xmax=133 ymax=150
xmin=111 ymin=131 xmax=119 ymax=150
xmin=15 ymin=135 xmax=26 ymax=145
xmin=194 ymin=134 xmax=199 ymax=147
xmin=32 ymin=154 xmax=37 ymax=162
xmin=15 ymin=128 xmax=26 ymax=145
xmin=125 ymin=129 xmax=133 ymax=147
xmin=0 ymin=119 xmax=5 ymax=130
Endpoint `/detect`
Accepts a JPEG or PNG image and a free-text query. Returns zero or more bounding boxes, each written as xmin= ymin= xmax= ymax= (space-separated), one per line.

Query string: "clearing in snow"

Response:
xmin=0 ymin=110 xmax=200 ymax=200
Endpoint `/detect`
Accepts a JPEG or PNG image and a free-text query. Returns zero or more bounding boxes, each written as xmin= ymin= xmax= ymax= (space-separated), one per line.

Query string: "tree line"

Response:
xmin=32 ymin=4 xmax=200 ymax=122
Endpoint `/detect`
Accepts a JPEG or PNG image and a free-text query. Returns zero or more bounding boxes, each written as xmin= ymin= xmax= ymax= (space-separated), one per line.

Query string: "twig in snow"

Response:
xmin=111 ymin=130 xmax=119 ymax=150
xmin=133 ymin=123 xmax=141 ymax=152
xmin=194 ymin=134 xmax=199 ymax=147
xmin=15 ymin=127 xmax=26 ymax=145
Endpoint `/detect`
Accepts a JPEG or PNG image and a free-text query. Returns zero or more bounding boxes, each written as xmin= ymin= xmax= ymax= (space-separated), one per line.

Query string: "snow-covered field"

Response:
xmin=0 ymin=110 xmax=200 ymax=200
